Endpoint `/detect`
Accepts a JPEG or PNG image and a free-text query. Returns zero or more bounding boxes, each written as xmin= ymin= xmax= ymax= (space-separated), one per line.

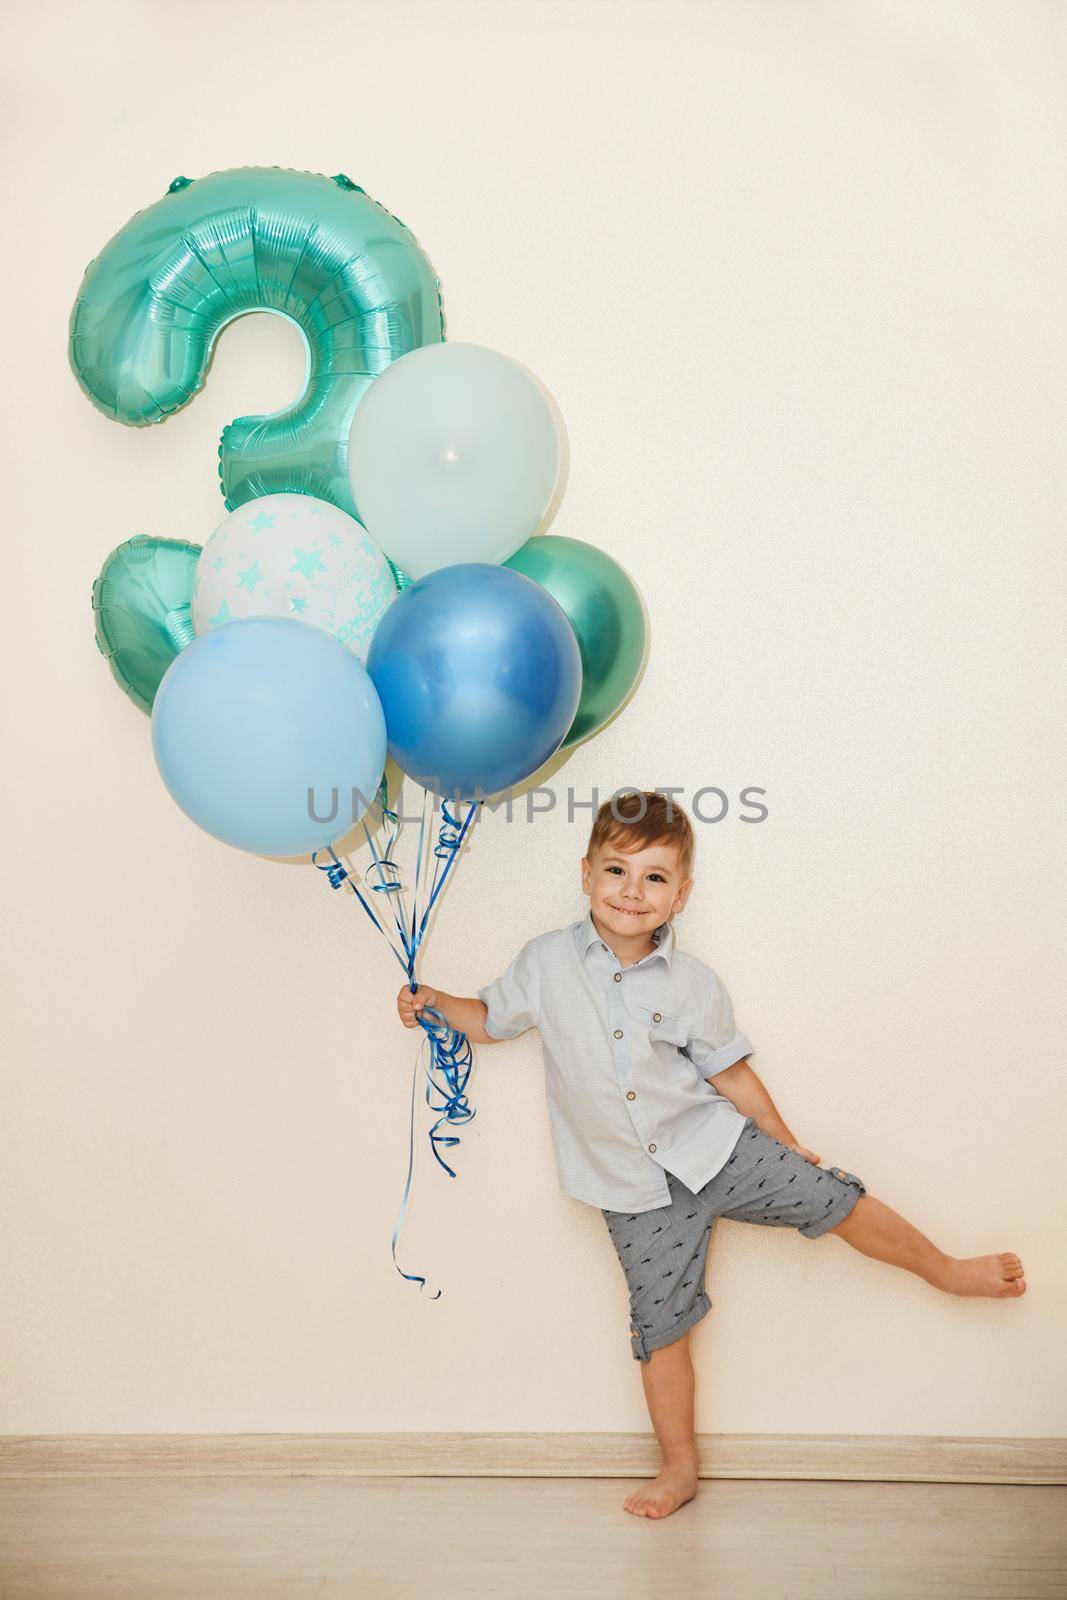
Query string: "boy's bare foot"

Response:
xmin=940 ymin=1252 xmax=1027 ymax=1298
xmin=623 ymin=1460 xmax=699 ymax=1519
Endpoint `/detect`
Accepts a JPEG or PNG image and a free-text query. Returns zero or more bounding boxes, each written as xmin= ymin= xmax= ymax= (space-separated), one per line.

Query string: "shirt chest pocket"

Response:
xmin=623 ymin=995 xmax=689 ymax=1049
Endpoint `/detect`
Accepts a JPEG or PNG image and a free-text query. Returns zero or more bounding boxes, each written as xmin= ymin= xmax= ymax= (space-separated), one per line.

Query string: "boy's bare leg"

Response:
xmin=620 ymin=1192 xmax=1025 ymax=1522
xmin=828 ymin=1194 xmax=1027 ymax=1296
xmin=623 ymin=1330 xmax=701 ymax=1519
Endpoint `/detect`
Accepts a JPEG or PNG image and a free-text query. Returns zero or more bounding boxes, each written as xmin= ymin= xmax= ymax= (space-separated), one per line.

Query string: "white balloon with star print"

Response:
xmin=191 ymin=493 xmax=398 ymax=663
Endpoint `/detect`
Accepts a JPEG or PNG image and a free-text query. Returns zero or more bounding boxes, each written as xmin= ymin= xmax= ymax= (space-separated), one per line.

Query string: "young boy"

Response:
xmin=397 ymin=791 xmax=1026 ymax=1521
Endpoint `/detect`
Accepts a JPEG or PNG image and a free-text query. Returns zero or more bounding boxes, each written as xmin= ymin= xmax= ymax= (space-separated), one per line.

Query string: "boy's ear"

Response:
xmin=673 ymin=875 xmax=694 ymax=912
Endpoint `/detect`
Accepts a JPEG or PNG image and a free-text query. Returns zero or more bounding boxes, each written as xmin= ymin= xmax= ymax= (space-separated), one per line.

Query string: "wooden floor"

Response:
xmin=1 ymin=1476 xmax=1065 ymax=1599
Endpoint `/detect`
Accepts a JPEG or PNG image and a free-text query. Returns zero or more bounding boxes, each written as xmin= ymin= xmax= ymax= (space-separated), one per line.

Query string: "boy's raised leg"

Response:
xmin=828 ymin=1194 xmax=1026 ymax=1297
xmin=624 ymin=1330 xmax=701 ymax=1519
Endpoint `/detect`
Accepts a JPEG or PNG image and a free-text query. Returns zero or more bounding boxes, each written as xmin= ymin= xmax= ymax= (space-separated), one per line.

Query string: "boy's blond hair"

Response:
xmin=585 ymin=790 xmax=694 ymax=882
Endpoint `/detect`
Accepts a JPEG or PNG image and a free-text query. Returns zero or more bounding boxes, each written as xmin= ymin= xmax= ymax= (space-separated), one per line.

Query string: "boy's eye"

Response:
xmin=605 ymin=865 xmax=665 ymax=883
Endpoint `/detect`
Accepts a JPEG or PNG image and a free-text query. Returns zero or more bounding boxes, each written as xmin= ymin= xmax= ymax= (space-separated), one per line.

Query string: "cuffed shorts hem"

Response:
xmin=797 ymin=1167 xmax=867 ymax=1238
xmin=630 ymin=1289 xmax=712 ymax=1363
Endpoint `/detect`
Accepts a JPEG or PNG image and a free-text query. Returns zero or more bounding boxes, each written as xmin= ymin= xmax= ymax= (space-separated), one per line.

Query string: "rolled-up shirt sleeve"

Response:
xmin=476 ymin=937 xmax=541 ymax=1040
xmin=685 ymin=970 xmax=753 ymax=1077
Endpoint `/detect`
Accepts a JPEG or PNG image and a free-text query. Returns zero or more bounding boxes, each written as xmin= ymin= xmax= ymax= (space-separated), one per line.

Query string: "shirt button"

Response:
xmin=613 ymin=972 xmax=622 ymax=982
xmin=648 ymin=1143 xmax=657 ymax=1153
xmin=626 ymin=1091 xmax=636 ymax=1100
xmin=613 ymin=1029 xmax=623 ymax=1039
xmin=601 ymin=943 xmax=607 ymax=951
xmin=653 ymin=1012 xmax=662 ymax=1022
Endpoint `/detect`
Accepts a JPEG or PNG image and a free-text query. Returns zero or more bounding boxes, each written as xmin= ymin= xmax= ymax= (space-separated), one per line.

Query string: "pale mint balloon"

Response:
xmin=191 ymin=493 xmax=398 ymax=663
xmin=347 ymin=342 xmax=561 ymax=580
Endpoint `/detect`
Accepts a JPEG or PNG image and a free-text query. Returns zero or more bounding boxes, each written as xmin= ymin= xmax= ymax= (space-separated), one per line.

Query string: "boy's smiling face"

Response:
xmin=581 ymin=836 xmax=693 ymax=953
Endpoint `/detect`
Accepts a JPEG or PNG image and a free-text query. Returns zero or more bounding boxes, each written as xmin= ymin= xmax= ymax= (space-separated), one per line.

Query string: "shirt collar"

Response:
xmin=575 ymin=908 xmax=674 ymax=970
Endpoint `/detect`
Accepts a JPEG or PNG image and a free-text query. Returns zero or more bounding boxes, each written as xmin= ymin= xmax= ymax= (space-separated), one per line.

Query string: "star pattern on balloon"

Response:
xmin=237 ymin=560 xmax=262 ymax=593
xmin=249 ymin=512 xmax=276 ymax=535
xmin=213 ymin=556 xmax=225 ymax=571
xmin=290 ymin=596 xmax=309 ymax=614
xmin=208 ymin=597 xmax=232 ymax=627
xmin=291 ymin=547 xmax=327 ymax=579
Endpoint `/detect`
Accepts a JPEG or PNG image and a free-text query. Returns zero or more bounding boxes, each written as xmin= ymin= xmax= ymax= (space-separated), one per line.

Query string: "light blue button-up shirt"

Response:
xmin=476 ymin=910 xmax=753 ymax=1212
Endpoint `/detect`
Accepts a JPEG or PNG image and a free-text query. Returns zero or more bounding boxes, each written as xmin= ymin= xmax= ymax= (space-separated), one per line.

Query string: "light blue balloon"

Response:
xmin=366 ymin=563 xmax=581 ymax=800
xmin=152 ymin=617 xmax=386 ymax=857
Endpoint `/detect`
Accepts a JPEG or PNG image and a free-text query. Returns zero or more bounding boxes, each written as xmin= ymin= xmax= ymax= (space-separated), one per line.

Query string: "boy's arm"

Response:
xmin=686 ymin=970 xmax=808 ymax=1151
xmin=399 ymin=932 xmax=541 ymax=1046
xmin=430 ymin=991 xmax=498 ymax=1045
xmin=707 ymin=1058 xmax=800 ymax=1147
xmin=398 ymin=986 xmax=499 ymax=1045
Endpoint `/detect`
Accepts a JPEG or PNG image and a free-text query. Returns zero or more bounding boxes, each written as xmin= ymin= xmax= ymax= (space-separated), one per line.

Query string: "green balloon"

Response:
xmin=92 ymin=536 xmax=201 ymax=713
xmin=504 ymin=535 xmax=647 ymax=749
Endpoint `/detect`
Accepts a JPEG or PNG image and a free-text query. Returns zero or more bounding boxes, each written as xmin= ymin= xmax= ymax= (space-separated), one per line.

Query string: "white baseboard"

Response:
xmin=1 ymin=1432 xmax=1064 ymax=1483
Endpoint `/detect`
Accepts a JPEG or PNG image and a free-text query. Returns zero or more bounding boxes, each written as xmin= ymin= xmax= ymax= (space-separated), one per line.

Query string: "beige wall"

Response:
xmin=3 ymin=0 xmax=1064 ymax=1437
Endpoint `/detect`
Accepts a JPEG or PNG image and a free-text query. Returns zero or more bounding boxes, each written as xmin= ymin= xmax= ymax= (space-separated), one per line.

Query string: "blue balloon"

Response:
xmin=366 ymin=563 xmax=582 ymax=799
xmin=152 ymin=617 xmax=386 ymax=857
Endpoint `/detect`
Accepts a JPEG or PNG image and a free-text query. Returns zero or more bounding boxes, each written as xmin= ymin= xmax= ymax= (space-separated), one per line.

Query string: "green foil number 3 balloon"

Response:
xmin=69 ymin=167 xmax=445 ymax=516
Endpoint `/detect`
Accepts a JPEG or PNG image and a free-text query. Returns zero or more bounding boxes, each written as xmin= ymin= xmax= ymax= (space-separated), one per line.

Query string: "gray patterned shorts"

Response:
xmin=601 ymin=1116 xmax=867 ymax=1362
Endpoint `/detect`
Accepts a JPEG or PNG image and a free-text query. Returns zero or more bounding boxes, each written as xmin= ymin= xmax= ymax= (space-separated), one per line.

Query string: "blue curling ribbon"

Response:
xmin=313 ymin=776 xmax=482 ymax=1298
